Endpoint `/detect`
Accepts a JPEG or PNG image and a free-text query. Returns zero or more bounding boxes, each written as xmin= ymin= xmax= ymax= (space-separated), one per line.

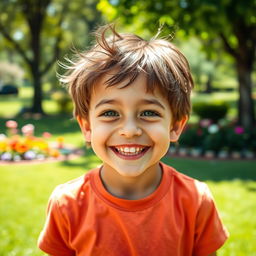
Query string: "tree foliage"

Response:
xmin=0 ymin=0 xmax=102 ymax=115
xmin=99 ymin=0 xmax=256 ymax=129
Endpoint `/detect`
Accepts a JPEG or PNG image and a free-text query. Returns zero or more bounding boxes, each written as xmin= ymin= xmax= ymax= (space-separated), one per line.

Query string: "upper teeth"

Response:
xmin=115 ymin=147 xmax=144 ymax=154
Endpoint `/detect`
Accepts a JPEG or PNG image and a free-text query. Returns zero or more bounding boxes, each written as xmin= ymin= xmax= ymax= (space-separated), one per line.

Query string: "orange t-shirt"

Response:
xmin=38 ymin=162 xmax=228 ymax=256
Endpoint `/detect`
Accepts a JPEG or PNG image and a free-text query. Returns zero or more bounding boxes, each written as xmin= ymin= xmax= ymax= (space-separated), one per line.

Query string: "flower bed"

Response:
xmin=170 ymin=119 xmax=256 ymax=159
xmin=0 ymin=120 xmax=80 ymax=163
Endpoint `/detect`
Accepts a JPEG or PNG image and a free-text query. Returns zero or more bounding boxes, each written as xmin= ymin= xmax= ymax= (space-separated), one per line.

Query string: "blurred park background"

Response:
xmin=0 ymin=0 xmax=256 ymax=255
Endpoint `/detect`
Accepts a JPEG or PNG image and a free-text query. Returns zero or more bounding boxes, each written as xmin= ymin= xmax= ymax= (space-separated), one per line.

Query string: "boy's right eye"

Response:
xmin=100 ymin=110 xmax=119 ymax=117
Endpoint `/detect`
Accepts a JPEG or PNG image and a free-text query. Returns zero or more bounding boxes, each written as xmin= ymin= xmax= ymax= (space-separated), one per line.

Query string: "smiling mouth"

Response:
xmin=110 ymin=145 xmax=150 ymax=158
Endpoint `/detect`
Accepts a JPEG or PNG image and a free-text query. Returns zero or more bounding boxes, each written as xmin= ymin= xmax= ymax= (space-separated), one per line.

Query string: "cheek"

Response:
xmin=90 ymin=124 xmax=112 ymax=148
xmin=147 ymin=123 xmax=171 ymax=142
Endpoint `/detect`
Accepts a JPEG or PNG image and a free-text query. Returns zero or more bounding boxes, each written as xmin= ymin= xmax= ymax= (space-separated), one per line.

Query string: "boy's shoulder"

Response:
xmin=50 ymin=163 xmax=211 ymax=210
xmin=49 ymin=167 xmax=98 ymax=206
xmin=161 ymin=162 xmax=211 ymax=201
xmin=162 ymin=161 xmax=204 ymax=184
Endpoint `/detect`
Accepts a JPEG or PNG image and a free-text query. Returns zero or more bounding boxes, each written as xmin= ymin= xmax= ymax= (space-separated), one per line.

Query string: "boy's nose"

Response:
xmin=118 ymin=119 xmax=142 ymax=138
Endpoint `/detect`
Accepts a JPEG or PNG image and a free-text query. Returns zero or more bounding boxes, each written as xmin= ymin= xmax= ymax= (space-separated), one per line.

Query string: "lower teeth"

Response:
xmin=119 ymin=151 xmax=141 ymax=155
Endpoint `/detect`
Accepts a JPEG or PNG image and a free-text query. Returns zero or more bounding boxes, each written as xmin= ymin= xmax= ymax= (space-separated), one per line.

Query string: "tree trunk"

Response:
xmin=31 ymin=65 xmax=44 ymax=114
xmin=27 ymin=1 xmax=44 ymax=115
xmin=236 ymin=63 xmax=255 ymax=130
xmin=205 ymin=75 xmax=212 ymax=94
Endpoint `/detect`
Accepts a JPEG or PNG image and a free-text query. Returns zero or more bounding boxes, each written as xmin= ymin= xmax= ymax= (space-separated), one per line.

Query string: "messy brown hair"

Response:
xmin=60 ymin=24 xmax=194 ymax=125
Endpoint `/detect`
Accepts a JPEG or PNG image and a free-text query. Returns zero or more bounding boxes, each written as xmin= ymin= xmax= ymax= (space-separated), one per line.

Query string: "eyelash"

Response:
xmin=99 ymin=110 xmax=161 ymax=118
xmin=100 ymin=110 xmax=119 ymax=117
xmin=141 ymin=110 xmax=161 ymax=117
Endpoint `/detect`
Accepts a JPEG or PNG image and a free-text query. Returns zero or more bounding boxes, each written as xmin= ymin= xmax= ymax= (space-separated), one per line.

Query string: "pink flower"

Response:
xmin=234 ymin=126 xmax=244 ymax=134
xmin=21 ymin=124 xmax=35 ymax=136
xmin=199 ymin=119 xmax=212 ymax=128
xmin=42 ymin=132 xmax=52 ymax=139
xmin=6 ymin=120 xmax=18 ymax=129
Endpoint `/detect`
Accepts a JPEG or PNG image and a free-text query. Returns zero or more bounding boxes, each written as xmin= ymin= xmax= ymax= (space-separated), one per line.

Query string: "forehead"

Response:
xmin=91 ymin=72 xmax=166 ymax=102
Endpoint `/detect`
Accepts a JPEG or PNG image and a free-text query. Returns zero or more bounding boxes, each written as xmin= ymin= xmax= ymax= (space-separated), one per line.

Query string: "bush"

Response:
xmin=179 ymin=120 xmax=256 ymax=154
xmin=0 ymin=84 xmax=18 ymax=95
xmin=179 ymin=125 xmax=205 ymax=148
xmin=51 ymin=90 xmax=73 ymax=114
xmin=202 ymin=131 xmax=226 ymax=152
xmin=193 ymin=101 xmax=229 ymax=122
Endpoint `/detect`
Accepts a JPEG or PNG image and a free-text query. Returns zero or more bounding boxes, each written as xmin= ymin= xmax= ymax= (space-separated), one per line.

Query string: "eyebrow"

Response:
xmin=140 ymin=99 xmax=165 ymax=110
xmin=95 ymin=99 xmax=118 ymax=109
xmin=95 ymin=98 xmax=165 ymax=110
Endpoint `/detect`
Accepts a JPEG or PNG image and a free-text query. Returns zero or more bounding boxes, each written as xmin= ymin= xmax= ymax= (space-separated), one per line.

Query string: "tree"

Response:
xmin=0 ymin=0 xmax=57 ymax=114
xmin=0 ymin=0 xmax=102 ymax=115
xmin=99 ymin=0 xmax=256 ymax=130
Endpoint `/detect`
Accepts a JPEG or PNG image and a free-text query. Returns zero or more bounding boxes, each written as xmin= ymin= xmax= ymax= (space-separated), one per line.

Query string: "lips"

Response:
xmin=110 ymin=145 xmax=150 ymax=160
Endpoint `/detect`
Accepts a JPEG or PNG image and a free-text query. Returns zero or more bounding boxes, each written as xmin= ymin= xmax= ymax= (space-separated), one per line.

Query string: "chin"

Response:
xmin=112 ymin=163 xmax=150 ymax=178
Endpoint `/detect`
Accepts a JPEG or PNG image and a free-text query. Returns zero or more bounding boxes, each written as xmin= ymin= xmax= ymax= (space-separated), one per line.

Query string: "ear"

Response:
xmin=170 ymin=116 xmax=188 ymax=142
xmin=77 ymin=116 xmax=91 ymax=142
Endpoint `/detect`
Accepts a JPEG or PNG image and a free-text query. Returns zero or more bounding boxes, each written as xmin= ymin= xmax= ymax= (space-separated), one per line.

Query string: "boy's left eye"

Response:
xmin=101 ymin=110 xmax=118 ymax=117
xmin=100 ymin=110 xmax=119 ymax=117
xmin=141 ymin=110 xmax=160 ymax=117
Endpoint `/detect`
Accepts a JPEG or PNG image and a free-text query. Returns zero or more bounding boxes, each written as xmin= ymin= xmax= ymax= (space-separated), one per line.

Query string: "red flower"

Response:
xmin=9 ymin=140 xmax=19 ymax=150
xmin=15 ymin=142 xmax=29 ymax=153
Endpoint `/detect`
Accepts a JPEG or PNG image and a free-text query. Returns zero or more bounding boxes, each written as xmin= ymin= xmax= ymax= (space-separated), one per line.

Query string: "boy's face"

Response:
xmin=78 ymin=73 xmax=187 ymax=178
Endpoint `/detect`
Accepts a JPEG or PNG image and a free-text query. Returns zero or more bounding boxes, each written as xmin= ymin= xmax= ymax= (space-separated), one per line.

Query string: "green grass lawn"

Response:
xmin=0 ymin=151 xmax=102 ymax=256
xmin=0 ymin=88 xmax=256 ymax=255
xmin=162 ymin=157 xmax=256 ymax=256
xmin=0 ymin=151 xmax=256 ymax=256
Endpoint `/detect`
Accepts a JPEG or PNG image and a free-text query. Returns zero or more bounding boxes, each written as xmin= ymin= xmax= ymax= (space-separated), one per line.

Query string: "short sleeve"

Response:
xmin=37 ymin=188 xmax=75 ymax=256
xmin=193 ymin=184 xmax=229 ymax=256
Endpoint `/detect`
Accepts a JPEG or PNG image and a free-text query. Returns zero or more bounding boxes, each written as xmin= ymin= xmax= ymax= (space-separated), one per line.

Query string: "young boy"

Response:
xmin=38 ymin=25 xmax=229 ymax=256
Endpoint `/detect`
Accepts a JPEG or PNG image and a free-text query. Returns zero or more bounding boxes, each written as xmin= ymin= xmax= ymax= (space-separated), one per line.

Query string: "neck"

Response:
xmin=100 ymin=163 xmax=163 ymax=200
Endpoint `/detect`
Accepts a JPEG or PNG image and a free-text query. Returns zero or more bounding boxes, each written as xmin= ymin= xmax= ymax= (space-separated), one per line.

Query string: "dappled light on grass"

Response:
xmin=0 ymin=153 xmax=255 ymax=255
xmin=0 ymin=150 xmax=101 ymax=256
xmin=207 ymin=180 xmax=256 ymax=255
xmin=162 ymin=156 xmax=256 ymax=181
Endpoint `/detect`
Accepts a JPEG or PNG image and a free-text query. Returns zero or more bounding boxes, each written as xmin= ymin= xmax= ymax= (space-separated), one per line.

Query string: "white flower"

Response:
xmin=1 ymin=152 xmax=12 ymax=161
xmin=24 ymin=150 xmax=36 ymax=160
xmin=0 ymin=134 xmax=7 ymax=141
xmin=13 ymin=155 xmax=22 ymax=161
xmin=21 ymin=124 xmax=35 ymax=136
xmin=208 ymin=124 xmax=219 ymax=134
xmin=37 ymin=154 xmax=45 ymax=160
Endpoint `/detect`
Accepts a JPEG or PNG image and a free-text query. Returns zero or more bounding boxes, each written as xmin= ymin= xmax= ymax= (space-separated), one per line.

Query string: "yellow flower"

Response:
xmin=32 ymin=138 xmax=49 ymax=151
xmin=0 ymin=141 xmax=8 ymax=152
xmin=57 ymin=137 xmax=64 ymax=149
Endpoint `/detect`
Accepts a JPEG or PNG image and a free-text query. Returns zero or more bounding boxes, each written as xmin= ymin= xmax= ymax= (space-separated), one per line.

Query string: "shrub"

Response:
xmin=193 ymin=101 xmax=229 ymax=122
xmin=179 ymin=125 xmax=206 ymax=148
xmin=51 ymin=90 xmax=73 ymax=113
xmin=202 ymin=131 xmax=226 ymax=152
xmin=178 ymin=120 xmax=256 ymax=155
